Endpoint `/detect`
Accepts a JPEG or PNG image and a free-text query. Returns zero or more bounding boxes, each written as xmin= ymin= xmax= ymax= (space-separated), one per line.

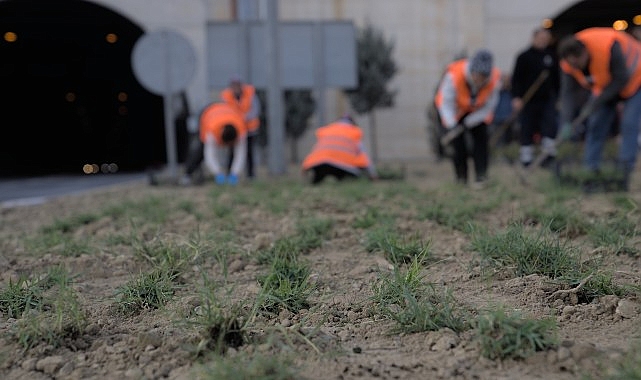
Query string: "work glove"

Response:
xmin=215 ymin=173 xmax=226 ymax=185
xmin=559 ymin=122 xmax=573 ymax=141
xmin=227 ymin=174 xmax=239 ymax=186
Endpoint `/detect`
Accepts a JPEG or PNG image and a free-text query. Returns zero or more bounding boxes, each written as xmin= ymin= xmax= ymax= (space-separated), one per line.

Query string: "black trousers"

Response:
xmin=519 ymin=97 xmax=558 ymax=146
xmin=227 ymin=134 xmax=256 ymax=178
xmin=184 ymin=134 xmax=204 ymax=176
xmin=450 ymin=123 xmax=488 ymax=183
xmin=309 ymin=164 xmax=357 ymax=185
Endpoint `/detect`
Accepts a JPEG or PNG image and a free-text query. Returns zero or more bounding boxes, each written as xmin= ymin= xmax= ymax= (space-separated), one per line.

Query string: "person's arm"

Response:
xmin=590 ymin=41 xmax=629 ymax=111
xmin=559 ymin=71 xmax=582 ymax=126
xmin=203 ymin=134 xmax=222 ymax=176
xmin=464 ymin=77 xmax=502 ymax=127
xmin=511 ymin=53 xmax=527 ymax=99
xmin=246 ymin=94 xmax=261 ymax=121
xmin=435 ymin=73 xmax=458 ymax=128
xmin=229 ymin=135 xmax=248 ymax=176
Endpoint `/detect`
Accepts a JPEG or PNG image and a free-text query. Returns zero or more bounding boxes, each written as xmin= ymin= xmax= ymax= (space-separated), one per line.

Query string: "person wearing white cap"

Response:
xmin=434 ymin=49 xmax=502 ymax=188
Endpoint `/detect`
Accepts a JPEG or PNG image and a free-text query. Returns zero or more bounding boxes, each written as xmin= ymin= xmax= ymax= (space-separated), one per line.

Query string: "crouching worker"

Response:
xmin=200 ymin=102 xmax=248 ymax=185
xmin=301 ymin=115 xmax=378 ymax=184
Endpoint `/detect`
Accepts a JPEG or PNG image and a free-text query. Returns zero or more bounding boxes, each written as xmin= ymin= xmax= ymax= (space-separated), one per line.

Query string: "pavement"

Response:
xmin=0 ymin=172 xmax=149 ymax=208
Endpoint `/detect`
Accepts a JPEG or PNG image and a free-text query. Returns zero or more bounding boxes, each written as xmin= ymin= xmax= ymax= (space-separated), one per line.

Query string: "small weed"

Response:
xmin=475 ymin=307 xmax=558 ymax=360
xmin=193 ymin=353 xmax=300 ymax=380
xmin=417 ymin=187 xmax=503 ymax=232
xmin=114 ymin=268 xmax=179 ymax=315
xmin=522 ymin=204 xmax=589 ymax=237
xmin=352 ymin=206 xmax=390 ymax=229
xmin=471 ymin=224 xmax=579 ymax=278
xmin=257 ymin=255 xmax=314 ymax=314
xmin=185 ymin=276 xmax=247 ymax=355
xmin=8 ymin=266 xmax=86 ymax=350
xmin=587 ymin=211 xmax=638 ymax=254
xmin=372 ymin=260 xmax=469 ymax=333
xmin=365 ymin=228 xmax=432 ymax=265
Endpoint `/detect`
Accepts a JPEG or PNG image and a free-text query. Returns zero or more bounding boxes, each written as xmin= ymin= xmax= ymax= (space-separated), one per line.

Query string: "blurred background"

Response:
xmin=1 ymin=0 xmax=639 ymax=178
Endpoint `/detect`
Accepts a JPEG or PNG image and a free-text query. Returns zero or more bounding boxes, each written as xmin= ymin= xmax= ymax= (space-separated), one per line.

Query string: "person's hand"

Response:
xmin=559 ymin=122 xmax=573 ymax=141
xmin=227 ymin=174 xmax=239 ymax=186
xmin=511 ymin=98 xmax=523 ymax=112
xmin=215 ymin=173 xmax=226 ymax=185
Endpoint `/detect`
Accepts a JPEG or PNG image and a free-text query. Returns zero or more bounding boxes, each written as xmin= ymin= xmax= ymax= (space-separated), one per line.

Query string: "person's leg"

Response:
xmin=246 ymin=134 xmax=255 ymax=178
xmin=311 ymin=164 xmax=332 ymax=184
xmin=450 ymin=133 xmax=468 ymax=183
xmin=519 ymin=102 xmax=540 ymax=166
xmin=539 ymin=97 xmax=559 ymax=167
xmin=470 ymin=123 xmax=489 ymax=181
xmin=183 ymin=135 xmax=204 ymax=176
xmin=227 ymin=147 xmax=234 ymax=175
xmin=617 ymin=89 xmax=641 ymax=188
xmin=583 ymin=105 xmax=617 ymax=171
xmin=180 ymin=135 xmax=204 ymax=185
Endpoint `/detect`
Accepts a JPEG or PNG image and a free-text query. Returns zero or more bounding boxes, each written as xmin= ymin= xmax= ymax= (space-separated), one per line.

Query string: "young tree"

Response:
xmin=255 ymin=89 xmax=316 ymax=163
xmin=343 ymin=23 xmax=398 ymax=164
xmin=284 ymin=90 xmax=316 ymax=163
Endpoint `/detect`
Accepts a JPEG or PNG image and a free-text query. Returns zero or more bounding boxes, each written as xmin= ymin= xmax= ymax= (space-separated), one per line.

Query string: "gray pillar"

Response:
xmin=264 ymin=0 xmax=286 ymax=175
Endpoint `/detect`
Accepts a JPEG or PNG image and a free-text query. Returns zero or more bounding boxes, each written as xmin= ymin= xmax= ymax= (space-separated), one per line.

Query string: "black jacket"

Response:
xmin=511 ymin=46 xmax=559 ymax=101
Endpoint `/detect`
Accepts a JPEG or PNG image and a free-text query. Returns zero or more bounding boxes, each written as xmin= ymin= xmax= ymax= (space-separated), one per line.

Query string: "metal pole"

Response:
xmin=264 ymin=0 xmax=286 ymax=175
xmin=313 ymin=22 xmax=326 ymax=128
xmin=162 ymin=31 xmax=178 ymax=180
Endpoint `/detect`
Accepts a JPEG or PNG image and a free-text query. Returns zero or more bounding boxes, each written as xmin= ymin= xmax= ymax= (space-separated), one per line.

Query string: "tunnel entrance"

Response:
xmin=0 ymin=0 xmax=182 ymax=178
xmin=551 ymin=0 xmax=641 ymax=37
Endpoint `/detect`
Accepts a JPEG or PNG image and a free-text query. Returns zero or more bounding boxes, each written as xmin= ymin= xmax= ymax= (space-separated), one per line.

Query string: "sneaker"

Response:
xmin=471 ymin=176 xmax=487 ymax=190
xmin=178 ymin=175 xmax=192 ymax=186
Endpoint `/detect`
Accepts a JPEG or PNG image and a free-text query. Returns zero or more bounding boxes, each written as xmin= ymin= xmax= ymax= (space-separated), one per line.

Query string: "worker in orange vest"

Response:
xmin=435 ymin=49 xmax=502 ymax=188
xmin=194 ymin=102 xmax=248 ymax=185
xmin=301 ymin=115 xmax=377 ymax=184
xmin=558 ymin=28 xmax=641 ymax=191
xmin=220 ymin=76 xmax=261 ymax=179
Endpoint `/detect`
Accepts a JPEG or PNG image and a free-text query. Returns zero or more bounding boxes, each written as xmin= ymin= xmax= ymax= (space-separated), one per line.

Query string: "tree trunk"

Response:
xmin=368 ymin=111 xmax=378 ymax=164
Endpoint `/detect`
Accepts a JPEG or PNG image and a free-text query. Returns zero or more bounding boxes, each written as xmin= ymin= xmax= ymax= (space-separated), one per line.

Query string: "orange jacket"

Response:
xmin=199 ymin=103 xmax=247 ymax=146
xmin=560 ymin=28 xmax=641 ymax=98
xmin=301 ymin=121 xmax=371 ymax=172
xmin=434 ymin=59 xmax=501 ymax=126
xmin=220 ymin=84 xmax=260 ymax=133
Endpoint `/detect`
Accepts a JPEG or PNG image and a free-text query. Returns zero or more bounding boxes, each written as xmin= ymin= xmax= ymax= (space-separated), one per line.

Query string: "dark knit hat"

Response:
xmin=469 ymin=49 xmax=493 ymax=76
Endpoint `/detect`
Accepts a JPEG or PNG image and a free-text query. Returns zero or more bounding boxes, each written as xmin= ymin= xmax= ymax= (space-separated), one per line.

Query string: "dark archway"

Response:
xmin=551 ymin=0 xmax=641 ymax=37
xmin=0 ymin=0 xmax=174 ymax=177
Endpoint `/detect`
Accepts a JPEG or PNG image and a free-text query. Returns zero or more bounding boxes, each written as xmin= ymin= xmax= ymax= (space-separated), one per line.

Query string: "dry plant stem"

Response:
xmin=547 ymin=274 xmax=594 ymax=301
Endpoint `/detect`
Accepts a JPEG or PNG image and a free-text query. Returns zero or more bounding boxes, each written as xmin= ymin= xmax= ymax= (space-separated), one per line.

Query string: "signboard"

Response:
xmin=206 ymin=21 xmax=357 ymax=89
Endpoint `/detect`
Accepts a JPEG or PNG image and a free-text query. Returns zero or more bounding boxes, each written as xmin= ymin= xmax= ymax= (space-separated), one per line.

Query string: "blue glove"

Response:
xmin=215 ymin=173 xmax=226 ymax=185
xmin=227 ymin=174 xmax=238 ymax=186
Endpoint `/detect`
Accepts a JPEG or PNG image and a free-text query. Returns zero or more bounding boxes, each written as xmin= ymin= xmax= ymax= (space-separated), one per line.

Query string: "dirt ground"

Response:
xmin=1 ymin=158 xmax=640 ymax=380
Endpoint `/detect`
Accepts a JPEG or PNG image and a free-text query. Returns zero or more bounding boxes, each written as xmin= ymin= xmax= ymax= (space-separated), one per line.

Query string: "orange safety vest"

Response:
xmin=434 ymin=59 xmax=501 ymax=125
xmin=199 ymin=103 xmax=247 ymax=146
xmin=220 ymin=84 xmax=260 ymax=133
xmin=301 ymin=121 xmax=370 ymax=171
xmin=560 ymin=28 xmax=641 ymax=98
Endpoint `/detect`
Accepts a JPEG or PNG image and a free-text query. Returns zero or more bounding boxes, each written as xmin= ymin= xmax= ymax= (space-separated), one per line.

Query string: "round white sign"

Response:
xmin=131 ymin=29 xmax=196 ymax=95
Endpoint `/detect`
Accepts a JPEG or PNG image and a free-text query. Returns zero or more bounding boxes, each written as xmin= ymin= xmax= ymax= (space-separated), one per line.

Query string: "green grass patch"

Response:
xmin=475 ymin=306 xmax=558 ymax=360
